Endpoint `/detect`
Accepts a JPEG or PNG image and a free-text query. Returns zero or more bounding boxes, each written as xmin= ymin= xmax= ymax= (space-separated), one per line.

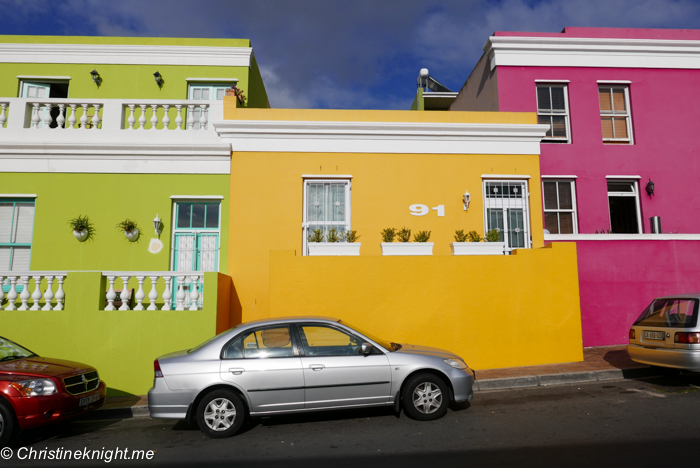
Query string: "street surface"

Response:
xmin=5 ymin=373 xmax=700 ymax=467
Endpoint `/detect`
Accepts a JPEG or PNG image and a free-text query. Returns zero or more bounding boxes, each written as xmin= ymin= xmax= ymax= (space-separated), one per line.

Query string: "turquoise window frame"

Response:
xmin=1 ymin=198 xmax=36 ymax=293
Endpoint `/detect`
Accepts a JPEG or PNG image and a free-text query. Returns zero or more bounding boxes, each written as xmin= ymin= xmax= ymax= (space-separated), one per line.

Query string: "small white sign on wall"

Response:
xmin=410 ymin=204 xmax=445 ymax=217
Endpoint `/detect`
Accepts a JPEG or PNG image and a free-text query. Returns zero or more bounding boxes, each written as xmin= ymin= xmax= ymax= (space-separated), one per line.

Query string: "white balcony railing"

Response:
xmin=0 ymin=272 xmax=67 ymax=311
xmin=0 ymin=98 xmax=223 ymax=131
xmin=103 ymin=272 xmax=204 ymax=311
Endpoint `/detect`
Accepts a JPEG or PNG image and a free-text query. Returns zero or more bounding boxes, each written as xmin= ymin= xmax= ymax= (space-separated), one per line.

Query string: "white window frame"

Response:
xmin=542 ymin=179 xmax=578 ymax=234
xmin=302 ymin=178 xmax=351 ymax=256
xmin=598 ymin=84 xmax=633 ymax=144
xmin=482 ymin=179 xmax=531 ymax=252
xmin=0 ymin=197 xmax=36 ymax=274
xmin=536 ymin=83 xmax=571 ymax=143
xmin=607 ymin=178 xmax=642 ymax=234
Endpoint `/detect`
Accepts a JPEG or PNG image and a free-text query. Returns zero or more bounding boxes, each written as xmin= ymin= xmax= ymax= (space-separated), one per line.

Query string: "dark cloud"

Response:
xmin=1 ymin=0 xmax=699 ymax=108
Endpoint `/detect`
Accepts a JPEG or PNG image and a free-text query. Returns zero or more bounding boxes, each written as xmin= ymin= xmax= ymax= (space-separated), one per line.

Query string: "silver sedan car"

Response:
xmin=148 ymin=317 xmax=475 ymax=438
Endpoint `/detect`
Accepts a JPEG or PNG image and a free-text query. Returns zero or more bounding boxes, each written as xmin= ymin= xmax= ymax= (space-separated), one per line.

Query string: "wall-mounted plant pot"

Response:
xmin=450 ymin=242 xmax=505 ymax=256
xmin=124 ymin=229 xmax=140 ymax=242
xmin=381 ymin=242 xmax=433 ymax=256
xmin=73 ymin=230 xmax=89 ymax=242
xmin=308 ymin=242 xmax=361 ymax=256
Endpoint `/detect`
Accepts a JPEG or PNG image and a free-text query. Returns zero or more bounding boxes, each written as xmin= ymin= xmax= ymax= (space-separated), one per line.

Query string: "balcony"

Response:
xmin=0 ymin=97 xmax=223 ymax=131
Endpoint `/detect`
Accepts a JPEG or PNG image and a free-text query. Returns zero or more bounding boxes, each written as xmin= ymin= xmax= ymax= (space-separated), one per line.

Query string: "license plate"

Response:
xmin=79 ymin=393 xmax=101 ymax=406
xmin=643 ymin=330 xmax=665 ymax=341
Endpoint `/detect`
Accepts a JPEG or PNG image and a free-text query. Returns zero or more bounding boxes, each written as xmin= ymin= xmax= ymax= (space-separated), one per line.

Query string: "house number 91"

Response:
xmin=410 ymin=204 xmax=445 ymax=217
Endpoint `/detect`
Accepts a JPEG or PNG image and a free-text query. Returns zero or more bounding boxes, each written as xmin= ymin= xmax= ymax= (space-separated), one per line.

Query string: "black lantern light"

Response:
xmin=645 ymin=178 xmax=655 ymax=197
xmin=153 ymin=71 xmax=164 ymax=88
xmin=90 ymin=69 xmax=102 ymax=86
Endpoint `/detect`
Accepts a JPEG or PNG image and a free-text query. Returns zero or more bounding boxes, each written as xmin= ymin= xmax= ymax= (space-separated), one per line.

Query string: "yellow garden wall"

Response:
xmin=268 ymin=243 xmax=583 ymax=370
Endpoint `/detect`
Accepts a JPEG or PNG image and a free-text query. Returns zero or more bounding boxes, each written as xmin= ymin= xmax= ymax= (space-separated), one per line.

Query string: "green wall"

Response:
xmin=0 ymin=173 xmax=230 ymax=273
xmin=2 ymin=272 xmax=227 ymax=395
xmin=0 ymin=35 xmax=266 ymax=107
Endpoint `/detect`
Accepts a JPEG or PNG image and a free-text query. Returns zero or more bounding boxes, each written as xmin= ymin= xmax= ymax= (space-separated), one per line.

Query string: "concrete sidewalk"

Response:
xmin=94 ymin=345 xmax=656 ymax=419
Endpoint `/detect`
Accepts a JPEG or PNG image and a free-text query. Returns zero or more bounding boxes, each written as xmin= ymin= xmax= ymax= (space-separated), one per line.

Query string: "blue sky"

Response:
xmin=1 ymin=0 xmax=699 ymax=109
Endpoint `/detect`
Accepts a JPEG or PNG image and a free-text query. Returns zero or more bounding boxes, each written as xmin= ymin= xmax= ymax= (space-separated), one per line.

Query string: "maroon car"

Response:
xmin=0 ymin=336 xmax=106 ymax=446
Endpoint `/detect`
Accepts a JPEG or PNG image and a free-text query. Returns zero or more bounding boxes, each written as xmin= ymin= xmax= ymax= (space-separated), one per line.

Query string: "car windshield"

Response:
xmin=339 ymin=320 xmax=401 ymax=351
xmin=0 ymin=336 xmax=37 ymax=362
xmin=634 ymin=298 xmax=699 ymax=328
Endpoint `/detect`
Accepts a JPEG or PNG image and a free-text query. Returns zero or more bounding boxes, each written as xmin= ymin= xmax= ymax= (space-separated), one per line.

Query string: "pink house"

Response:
xmin=449 ymin=27 xmax=700 ymax=347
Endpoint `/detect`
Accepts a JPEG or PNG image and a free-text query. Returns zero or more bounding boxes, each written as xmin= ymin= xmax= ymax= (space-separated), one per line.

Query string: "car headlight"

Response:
xmin=443 ymin=358 xmax=467 ymax=370
xmin=11 ymin=379 xmax=57 ymax=396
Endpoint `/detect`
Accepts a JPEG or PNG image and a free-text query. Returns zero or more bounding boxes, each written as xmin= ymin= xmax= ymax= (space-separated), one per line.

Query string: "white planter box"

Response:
xmin=381 ymin=242 xmax=434 ymax=256
xmin=450 ymin=242 xmax=505 ymax=256
xmin=308 ymin=242 xmax=361 ymax=256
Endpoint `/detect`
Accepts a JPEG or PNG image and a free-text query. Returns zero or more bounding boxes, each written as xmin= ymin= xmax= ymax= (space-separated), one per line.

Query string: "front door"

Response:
xmin=220 ymin=325 xmax=305 ymax=413
xmin=296 ymin=324 xmax=392 ymax=409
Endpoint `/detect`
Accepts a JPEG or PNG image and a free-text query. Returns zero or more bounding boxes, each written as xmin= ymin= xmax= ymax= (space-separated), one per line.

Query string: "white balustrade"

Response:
xmin=101 ymin=272 xmax=204 ymax=311
xmin=1 ymin=98 xmax=219 ymax=131
xmin=0 ymin=102 xmax=8 ymax=129
xmin=0 ymin=272 xmax=67 ymax=311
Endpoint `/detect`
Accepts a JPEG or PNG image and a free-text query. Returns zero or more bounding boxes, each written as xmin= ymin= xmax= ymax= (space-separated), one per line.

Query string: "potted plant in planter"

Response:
xmin=451 ymin=229 xmax=505 ymax=255
xmin=307 ymin=228 xmax=361 ymax=256
xmin=382 ymin=227 xmax=433 ymax=256
xmin=69 ymin=215 xmax=95 ymax=242
xmin=117 ymin=219 xmax=140 ymax=242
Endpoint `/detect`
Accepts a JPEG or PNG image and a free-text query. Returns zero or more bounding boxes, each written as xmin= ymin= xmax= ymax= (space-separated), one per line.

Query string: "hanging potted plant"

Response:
xmin=381 ymin=227 xmax=433 ymax=256
xmin=68 ymin=215 xmax=95 ymax=242
xmin=116 ymin=219 xmax=140 ymax=242
xmin=307 ymin=228 xmax=361 ymax=256
xmin=451 ymin=229 xmax=505 ymax=255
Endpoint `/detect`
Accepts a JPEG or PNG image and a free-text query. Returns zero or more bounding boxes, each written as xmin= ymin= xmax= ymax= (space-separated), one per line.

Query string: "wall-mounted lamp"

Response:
xmin=463 ymin=190 xmax=471 ymax=211
xmin=153 ymin=71 xmax=164 ymax=88
xmin=153 ymin=214 xmax=163 ymax=237
xmin=645 ymin=178 xmax=655 ymax=197
xmin=90 ymin=69 xmax=102 ymax=86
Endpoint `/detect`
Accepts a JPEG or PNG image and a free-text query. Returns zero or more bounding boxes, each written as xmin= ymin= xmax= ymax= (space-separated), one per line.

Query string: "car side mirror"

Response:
xmin=361 ymin=342 xmax=373 ymax=356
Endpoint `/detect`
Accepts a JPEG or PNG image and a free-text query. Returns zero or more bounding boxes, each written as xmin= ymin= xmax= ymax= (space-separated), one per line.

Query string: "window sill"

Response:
xmin=545 ymin=234 xmax=700 ymax=241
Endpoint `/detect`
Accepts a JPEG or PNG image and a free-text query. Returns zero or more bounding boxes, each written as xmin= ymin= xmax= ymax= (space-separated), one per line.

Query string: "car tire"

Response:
xmin=402 ymin=373 xmax=449 ymax=421
xmin=0 ymin=400 xmax=15 ymax=447
xmin=196 ymin=390 xmax=245 ymax=439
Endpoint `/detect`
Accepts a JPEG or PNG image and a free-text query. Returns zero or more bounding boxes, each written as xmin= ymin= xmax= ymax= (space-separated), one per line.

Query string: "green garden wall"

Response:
xmin=1 ymin=272 xmax=230 ymax=395
xmin=0 ymin=173 xmax=229 ymax=273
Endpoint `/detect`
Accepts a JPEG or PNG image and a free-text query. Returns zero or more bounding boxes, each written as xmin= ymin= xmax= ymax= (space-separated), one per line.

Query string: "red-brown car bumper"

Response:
xmin=13 ymin=381 xmax=107 ymax=430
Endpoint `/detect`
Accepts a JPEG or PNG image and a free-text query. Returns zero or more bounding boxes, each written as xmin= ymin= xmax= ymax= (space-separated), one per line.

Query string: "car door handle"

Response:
xmin=228 ymin=368 xmax=245 ymax=375
xmin=309 ymin=364 xmax=325 ymax=371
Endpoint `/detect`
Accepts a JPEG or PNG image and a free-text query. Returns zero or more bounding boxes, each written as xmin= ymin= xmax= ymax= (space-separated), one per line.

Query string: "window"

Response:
xmin=0 ymin=199 xmax=35 ymax=271
xmin=223 ymin=326 xmax=296 ymax=359
xmin=634 ymin=298 xmax=698 ymax=329
xmin=172 ymin=202 xmax=221 ymax=273
xmin=298 ymin=325 xmax=362 ymax=357
xmin=543 ymin=180 xmax=577 ymax=234
xmin=187 ymin=83 xmax=232 ymax=130
xmin=483 ymin=180 xmax=530 ymax=251
xmin=599 ymin=85 xmax=632 ymax=144
xmin=302 ymin=179 xmax=351 ymax=255
xmin=607 ymin=180 xmax=641 ymax=233
xmin=536 ymin=84 xmax=570 ymax=142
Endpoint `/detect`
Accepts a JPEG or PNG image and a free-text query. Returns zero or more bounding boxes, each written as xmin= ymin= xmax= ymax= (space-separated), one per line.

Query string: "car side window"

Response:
xmin=298 ymin=325 xmax=362 ymax=356
xmin=223 ymin=326 xmax=295 ymax=359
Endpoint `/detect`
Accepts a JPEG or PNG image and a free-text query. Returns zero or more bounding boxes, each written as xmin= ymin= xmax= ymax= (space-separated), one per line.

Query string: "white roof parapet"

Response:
xmin=213 ymin=120 xmax=550 ymax=155
xmin=0 ymin=43 xmax=253 ymax=67
xmin=485 ymin=35 xmax=700 ymax=70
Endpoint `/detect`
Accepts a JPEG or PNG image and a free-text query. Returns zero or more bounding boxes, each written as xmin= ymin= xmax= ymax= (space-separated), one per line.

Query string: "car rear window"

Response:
xmin=633 ymin=298 xmax=699 ymax=328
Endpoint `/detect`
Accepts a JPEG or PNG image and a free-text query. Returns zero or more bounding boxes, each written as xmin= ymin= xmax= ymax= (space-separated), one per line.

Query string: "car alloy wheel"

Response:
xmin=196 ymin=390 xmax=245 ymax=438
xmin=0 ymin=401 xmax=15 ymax=447
xmin=402 ymin=373 xmax=449 ymax=421
xmin=412 ymin=382 xmax=443 ymax=415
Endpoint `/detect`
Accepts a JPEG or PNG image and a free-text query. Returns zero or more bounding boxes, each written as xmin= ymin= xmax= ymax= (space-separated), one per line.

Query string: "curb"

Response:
xmin=86 ymin=405 xmax=150 ymax=420
xmin=474 ymin=366 xmax=660 ymax=392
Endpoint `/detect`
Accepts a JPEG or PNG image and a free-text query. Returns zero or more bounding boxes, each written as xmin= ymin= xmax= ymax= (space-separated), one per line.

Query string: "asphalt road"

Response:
xmin=6 ymin=373 xmax=700 ymax=468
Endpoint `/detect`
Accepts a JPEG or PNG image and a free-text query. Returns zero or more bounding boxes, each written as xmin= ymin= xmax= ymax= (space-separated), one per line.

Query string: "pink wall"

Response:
xmin=573 ymin=240 xmax=700 ymax=347
xmin=496 ymin=65 xmax=700 ymax=234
